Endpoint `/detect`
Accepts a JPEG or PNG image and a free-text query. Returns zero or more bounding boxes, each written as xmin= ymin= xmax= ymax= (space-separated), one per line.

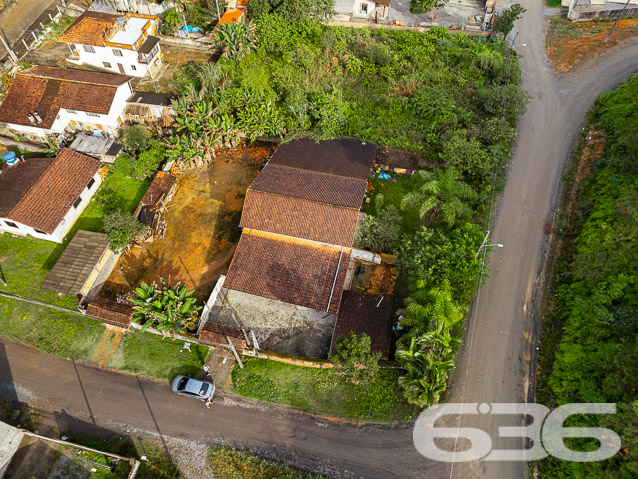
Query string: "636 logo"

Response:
xmin=413 ymin=403 xmax=621 ymax=462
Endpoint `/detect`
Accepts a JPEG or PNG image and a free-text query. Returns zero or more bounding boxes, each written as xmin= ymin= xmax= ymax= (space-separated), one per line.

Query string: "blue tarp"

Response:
xmin=378 ymin=172 xmax=391 ymax=179
xmin=181 ymin=25 xmax=200 ymax=32
xmin=92 ymin=131 xmax=103 ymax=137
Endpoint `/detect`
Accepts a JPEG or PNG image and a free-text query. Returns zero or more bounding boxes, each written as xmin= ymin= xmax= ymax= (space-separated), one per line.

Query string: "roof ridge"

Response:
xmin=267 ymin=163 xmax=370 ymax=182
xmin=21 ymin=70 xmax=128 ymax=88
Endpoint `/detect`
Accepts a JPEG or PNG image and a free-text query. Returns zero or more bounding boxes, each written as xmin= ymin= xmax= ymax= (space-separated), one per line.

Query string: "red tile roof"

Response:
xmin=249 ymin=164 xmax=367 ymax=208
xmin=0 ymin=66 xmax=131 ymax=129
xmin=86 ymin=297 xmax=133 ymax=328
xmin=141 ymin=171 xmax=176 ymax=207
xmin=1 ymin=149 xmax=101 ymax=234
xmin=57 ymin=11 xmax=118 ymax=46
xmin=224 ymin=230 xmax=350 ymax=314
xmin=240 ymin=190 xmax=360 ymax=247
xmin=330 ymin=291 xmax=393 ymax=360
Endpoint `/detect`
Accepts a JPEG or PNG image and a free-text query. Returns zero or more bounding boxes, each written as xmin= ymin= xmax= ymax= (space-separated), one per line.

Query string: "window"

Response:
xmin=112 ymin=49 xmax=123 ymax=57
xmin=86 ymin=178 xmax=95 ymax=190
xmin=67 ymin=109 xmax=77 ymax=114
xmin=83 ymin=45 xmax=96 ymax=53
xmin=3 ymin=221 xmax=17 ymax=228
xmin=131 ymin=65 xmax=137 ymax=71
xmin=86 ymin=112 xmax=100 ymax=117
xmin=103 ymin=62 xmax=112 ymax=68
xmin=72 ymin=197 xmax=82 ymax=209
xmin=360 ymin=3 xmax=368 ymax=14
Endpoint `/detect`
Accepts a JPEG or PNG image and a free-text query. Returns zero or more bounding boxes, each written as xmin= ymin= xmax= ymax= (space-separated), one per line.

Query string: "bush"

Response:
xmin=355 ymin=205 xmax=403 ymax=253
xmin=121 ymin=124 xmax=150 ymax=152
xmin=330 ymin=332 xmax=381 ymax=385
xmin=103 ymin=210 xmax=145 ymax=253
xmin=493 ymin=4 xmax=526 ymax=37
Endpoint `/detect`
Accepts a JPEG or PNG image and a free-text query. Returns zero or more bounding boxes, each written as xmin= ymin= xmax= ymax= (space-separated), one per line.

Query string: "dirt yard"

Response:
xmin=546 ymin=17 xmax=638 ymax=74
xmin=102 ymin=143 xmax=274 ymax=302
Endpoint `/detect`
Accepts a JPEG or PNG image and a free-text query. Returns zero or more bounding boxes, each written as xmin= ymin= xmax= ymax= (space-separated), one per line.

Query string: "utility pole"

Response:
xmin=604 ymin=0 xmax=631 ymax=43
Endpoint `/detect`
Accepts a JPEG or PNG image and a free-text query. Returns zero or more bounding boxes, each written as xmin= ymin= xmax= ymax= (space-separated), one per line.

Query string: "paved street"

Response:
xmin=1 ymin=1 xmax=637 ymax=478
xmin=0 ymin=0 xmax=59 ymax=61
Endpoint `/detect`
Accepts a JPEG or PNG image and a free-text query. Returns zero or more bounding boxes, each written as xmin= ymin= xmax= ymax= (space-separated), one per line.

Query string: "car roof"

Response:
xmin=183 ymin=377 xmax=209 ymax=395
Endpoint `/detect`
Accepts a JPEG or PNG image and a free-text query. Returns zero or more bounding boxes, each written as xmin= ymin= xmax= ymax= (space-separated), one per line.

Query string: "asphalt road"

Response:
xmin=1 ymin=2 xmax=638 ymax=478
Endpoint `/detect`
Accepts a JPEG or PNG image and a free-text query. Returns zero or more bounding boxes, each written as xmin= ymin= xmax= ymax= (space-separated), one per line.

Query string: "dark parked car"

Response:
xmin=171 ymin=375 xmax=215 ymax=403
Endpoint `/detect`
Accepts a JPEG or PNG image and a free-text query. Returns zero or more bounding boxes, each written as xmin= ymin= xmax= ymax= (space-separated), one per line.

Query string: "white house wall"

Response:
xmin=68 ymin=43 xmax=160 ymax=77
xmin=0 ymin=171 xmax=102 ymax=243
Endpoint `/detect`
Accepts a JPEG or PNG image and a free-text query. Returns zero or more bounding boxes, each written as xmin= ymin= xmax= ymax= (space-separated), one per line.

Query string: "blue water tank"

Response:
xmin=2 ymin=151 xmax=17 ymax=166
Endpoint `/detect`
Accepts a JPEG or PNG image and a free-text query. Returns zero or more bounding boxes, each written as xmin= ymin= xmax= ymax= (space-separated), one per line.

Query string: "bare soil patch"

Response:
xmin=102 ymin=144 xmax=273 ymax=302
xmin=546 ymin=17 xmax=638 ymax=74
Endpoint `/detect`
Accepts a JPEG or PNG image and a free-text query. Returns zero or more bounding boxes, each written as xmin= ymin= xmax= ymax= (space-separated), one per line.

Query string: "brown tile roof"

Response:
xmin=376 ymin=0 xmax=392 ymax=7
xmin=141 ymin=171 xmax=176 ymax=207
xmin=0 ymin=157 xmax=52 ymax=217
xmin=269 ymin=139 xmax=377 ymax=180
xmin=57 ymin=11 xmax=118 ymax=46
xmin=86 ymin=297 xmax=133 ymax=328
xmin=249 ymin=164 xmax=367 ymax=209
xmin=3 ymin=149 xmax=101 ymax=234
xmin=330 ymin=291 xmax=393 ymax=360
xmin=0 ymin=66 xmax=131 ymax=129
xmin=224 ymin=230 xmax=350 ymax=314
xmin=41 ymin=230 xmax=110 ymax=294
xmin=240 ymin=190 xmax=359 ymax=247
xmin=199 ymin=322 xmax=245 ymax=350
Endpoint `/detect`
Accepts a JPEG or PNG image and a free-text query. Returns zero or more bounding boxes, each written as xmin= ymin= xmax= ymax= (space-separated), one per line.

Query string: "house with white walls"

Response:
xmin=334 ymin=0 xmax=391 ymax=22
xmin=0 ymin=149 xmax=102 ymax=243
xmin=0 ymin=66 xmax=132 ymax=141
xmin=57 ymin=11 xmax=161 ymax=78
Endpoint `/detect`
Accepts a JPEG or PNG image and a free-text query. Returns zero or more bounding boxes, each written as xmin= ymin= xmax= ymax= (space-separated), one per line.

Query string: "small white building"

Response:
xmin=0 ymin=149 xmax=102 ymax=243
xmin=334 ymin=0 xmax=391 ymax=22
xmin=58 ymin=11 xmax=161 ymax=78
xmin=0 ymin=66 xmax=133 ymax=141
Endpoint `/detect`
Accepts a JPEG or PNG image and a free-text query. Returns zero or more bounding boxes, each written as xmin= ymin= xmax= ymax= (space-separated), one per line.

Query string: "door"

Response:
xmin=117 ymin=63 xmax=125 ymax=74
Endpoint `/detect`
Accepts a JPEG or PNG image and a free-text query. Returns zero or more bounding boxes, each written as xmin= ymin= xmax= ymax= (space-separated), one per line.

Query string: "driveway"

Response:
xmin=1 ymin=2 xmax=638 ymax=478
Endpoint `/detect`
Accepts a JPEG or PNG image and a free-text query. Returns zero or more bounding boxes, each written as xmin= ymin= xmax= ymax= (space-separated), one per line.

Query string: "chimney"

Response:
xmin=27 ymin=113 xmax=36 ymax=124
xmin=33 ymin=111 xmax=43 ymax=124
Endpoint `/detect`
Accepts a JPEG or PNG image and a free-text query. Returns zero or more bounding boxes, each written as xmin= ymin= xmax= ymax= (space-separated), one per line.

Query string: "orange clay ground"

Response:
xmin=101 ymin=143 xmax=274 ymax=303
xmin=546 ymin=17 xmax=638 ymax=74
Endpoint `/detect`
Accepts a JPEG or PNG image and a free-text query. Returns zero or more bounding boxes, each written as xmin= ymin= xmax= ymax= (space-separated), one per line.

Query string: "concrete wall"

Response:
xmin=569 ymin=5 xmax=638 ymax=21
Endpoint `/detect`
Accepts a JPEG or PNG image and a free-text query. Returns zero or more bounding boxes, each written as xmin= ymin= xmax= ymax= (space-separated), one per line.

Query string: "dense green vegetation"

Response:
xmin=538 ymin=75 xmax=638 ymax=477
xmin=232 ymin=357 xmax=416 ymax=421
xmin=207 ymin=445 xmax=323 ymax=479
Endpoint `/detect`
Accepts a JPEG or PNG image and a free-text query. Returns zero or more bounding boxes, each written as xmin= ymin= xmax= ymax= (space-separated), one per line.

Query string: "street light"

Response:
xmin=475 ymin=230 xmax=505 ymax=258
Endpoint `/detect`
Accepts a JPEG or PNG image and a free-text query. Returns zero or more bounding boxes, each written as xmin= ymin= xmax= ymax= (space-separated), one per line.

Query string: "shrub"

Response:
xmin=103 ymin=210 xmax=145 ymax=253
xmin=355 ymin=205 xmax=403 ymax=253
xmin=329 ymin=332 xmax=381 ymax=385
xmin=121 ymin=124 xmax=150 ymax=152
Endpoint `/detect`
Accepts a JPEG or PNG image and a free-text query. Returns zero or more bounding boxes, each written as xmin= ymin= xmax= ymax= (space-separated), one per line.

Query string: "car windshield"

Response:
xmin=199 ymin=383 xmax=209 ymax=396
xmin=177 ymin=377 xmax=188 ymax=391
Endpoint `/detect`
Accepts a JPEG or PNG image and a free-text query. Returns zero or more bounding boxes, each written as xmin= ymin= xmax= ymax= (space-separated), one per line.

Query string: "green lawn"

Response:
xmin=546 ymin=0 xmax=561 ymax=7
xmin=207 ymin=446 xmax=323 ymax=479
xmin=0 ymin=169 xmax=150 ymax=308
xmin=232 ymin=357 xmax=416 ymax=422
xmin=0 ymin=296 xmax=208 ymax=382
xmin=366 ymin=172 xmax=423 ymax=236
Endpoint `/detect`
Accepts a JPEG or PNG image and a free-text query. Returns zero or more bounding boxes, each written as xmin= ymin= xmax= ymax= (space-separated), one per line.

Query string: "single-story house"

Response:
xmin=216 ymin=139 xmax=378 ymax=358
xmin=0 ymin=66 xmax=132 ymax=141
xmin=41 ymin=230 xmax=113 ymax=299
xmin=68 ymin=133 xmax=124 ymax=163
xmin=58 ymin=11 xmax=161 ymax=78
xmin=124 ymin=91 xmax=176 ymax=127
xmin=334 ymin=0 xmax=391 ymax=22
xmin=0 ymin=148 xmax=102 ymax=243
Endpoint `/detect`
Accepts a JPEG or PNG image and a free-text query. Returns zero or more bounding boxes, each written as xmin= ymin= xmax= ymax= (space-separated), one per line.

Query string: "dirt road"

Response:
xmin=1 ymin=2 xmax=637 ymax=479
xmin=0 ymin=0 xmax=58 ymax=60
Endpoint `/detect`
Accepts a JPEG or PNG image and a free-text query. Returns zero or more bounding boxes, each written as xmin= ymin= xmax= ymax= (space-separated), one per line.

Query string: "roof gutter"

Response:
xmin=326 ymin=249 xmax=344 ymax=313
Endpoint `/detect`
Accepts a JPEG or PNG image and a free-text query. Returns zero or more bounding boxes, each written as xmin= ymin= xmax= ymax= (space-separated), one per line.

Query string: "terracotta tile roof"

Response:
xmin=41 ymin=230 xmax=110 ymax=294
xmin=0 ymin=157 xmax=52 ymax=218
xmin=3 ymin=149 xmax=101 ymax=234
xmin=376 ymin=0 xmax=392 ymax=7
xmin=330 ymin=291 xmax=393 ymax=360
xmin=141 ymin=171 xmax=176 ymax=207
xmin=199 ymin=322 xmax=245 ymax=350
xmin=57 ymin=11 xmax=118 ymax=46
xmin=268 ymin=139 xmax=377 ymax=180
xmin=0 ymin=66 xmax=131 ymax=129
xmin=249 ymin=164 xmax=367 ymax=208
xmin=240 ymin=190 xmax=359 ymax=247
xmin=224 ymin=230 xmax=350 ymax=314
xmin=86 ymin=297 xmax=133 ymax=327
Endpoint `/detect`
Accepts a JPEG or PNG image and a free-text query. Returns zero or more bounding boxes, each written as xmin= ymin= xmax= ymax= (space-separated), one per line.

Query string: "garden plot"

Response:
xmin=102 ymin=144 xmax=273 ymax=303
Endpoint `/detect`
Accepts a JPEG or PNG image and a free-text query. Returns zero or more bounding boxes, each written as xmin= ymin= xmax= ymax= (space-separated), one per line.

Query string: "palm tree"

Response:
xmin=400 ymin=280 xmax=467 ymax=336
xmin=213 ymin=19 xmax=257 ymax=61
xmin=401 ymin=167 xmax=478 ymax=228
xmin=396 ymin=320 xmax=460 ymax=407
